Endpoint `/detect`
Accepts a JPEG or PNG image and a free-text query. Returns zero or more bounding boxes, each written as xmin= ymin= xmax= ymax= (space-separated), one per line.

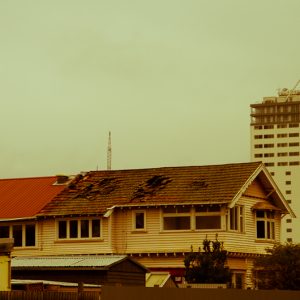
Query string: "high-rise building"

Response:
xmin=250 ymin=86 xmax=300 ymax=243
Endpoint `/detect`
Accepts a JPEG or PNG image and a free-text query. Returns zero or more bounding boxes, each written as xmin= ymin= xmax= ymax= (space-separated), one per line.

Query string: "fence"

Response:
xmin=0 ymin=291 xmax=100 ymax=300
xmin=101 ymin=286 xmax=300 ymax=300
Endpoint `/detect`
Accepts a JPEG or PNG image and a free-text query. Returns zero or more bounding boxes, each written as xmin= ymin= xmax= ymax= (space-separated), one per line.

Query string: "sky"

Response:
xmin=1 ymin=0 xmax=300 ymax=178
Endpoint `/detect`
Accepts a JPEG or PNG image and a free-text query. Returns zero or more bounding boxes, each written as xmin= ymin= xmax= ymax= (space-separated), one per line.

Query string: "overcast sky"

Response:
xmin=1 ymin=0 xmax=300 ymax=178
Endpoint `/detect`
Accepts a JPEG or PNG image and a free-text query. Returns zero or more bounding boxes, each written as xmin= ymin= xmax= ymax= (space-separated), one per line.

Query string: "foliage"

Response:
xmin=253 ymin=243 xmax=300 ymax=290
xmin=184 ymin=235 xmax=231 ymax=284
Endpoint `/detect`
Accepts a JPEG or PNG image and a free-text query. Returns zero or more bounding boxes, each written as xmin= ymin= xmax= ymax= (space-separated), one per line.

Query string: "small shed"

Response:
xmin=12 ymin=255 xmax=148 ymax=286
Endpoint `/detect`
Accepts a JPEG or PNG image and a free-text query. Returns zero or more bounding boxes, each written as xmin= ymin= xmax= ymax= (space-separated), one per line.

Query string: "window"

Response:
xmin=264 ymin=144 xmax=274 ymax=148
xmin=254 ymin=125 xmax=263 ymax=130
xmin=277 ymin=143 xmax=288 ymax=147
xmin=277 ymin=152 xmax=287 ymax=157
xmin=256 ymin=211 xmax=275 ymax=240
xmin=69 ymin=220 xmax=78 ymax=238
xmin=162 ymin=205 xmax=224 ymax=231
xmin=286 ymin=219 xmax=292 ymax=223
xmin=57 ymin=219 xmax=101 ymax=239
xmin=289 ymin=152 xmax=299 ymax=156
xmin=277 ymin=124 xmax=287 ymax=128
xmin=254 ymin=154 xmax=263 ymax=158
xmin=290 ymin=161 xmax=300 ymax=166
xmin=287 ymin=200 xmax=292 ymax=204
xmin=289 ymin=133 xmax=299 ymax=137
xmin=25 ymin=224 xmax=36 ymax=247
xmin=277 ymin=133 xmax=287 ymax=138
xmin=286 ymin=190 xmax=291 ymax=195
xmin=289 ymin=123 xmax=299 ymax=128
xmin=0 ymin=226 xmax=9 ymax=238
xmin=287 ymin=228 xmax=292 ymax=233
xmin=0 ymin=224 xmax=36 ymax=247
xmin=255 ymin=144 xmax=263 ymax=149
xmin=287 ymin=238 xmax=293 ymax=243
xmin=92 ymin=220 xmax=101 ymax=237
xmin=133 ymin=211 xmax=145 ymax=230
xmin=286 ymin=171 xmax=291 ymax=175
xmin=264 ymin=134 xmax=274 ymax=138
xmin=264 ymin=153 xmax=274 ymax=157
xmin=229 ymin=206 xmax=244 ymax=232
xmin=254 ymin=135 xmax=263 ymax=139
xmin=289 ymin=142 xmax=299 ymax=147
xmin=285 ymin=181 xmax=291 ymax=185
xmin=265 ymin=163 xmax=274 ymax=167
xmin=278 ymin=162 xmax=288 ymax=166
xmin=195 ymin=206 xmax=222 ymax=230
xmin=163 ymin=207 xmax=190 ymax=230
xmin=264 ymin=125 xmax=274 ymax=129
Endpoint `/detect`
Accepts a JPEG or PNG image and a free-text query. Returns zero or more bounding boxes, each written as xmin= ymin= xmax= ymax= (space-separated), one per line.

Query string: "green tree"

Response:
xmin=253 ymin=243 xmax=300 ymax=290
xmin=184 ymin=236 xmax=231 ymax=284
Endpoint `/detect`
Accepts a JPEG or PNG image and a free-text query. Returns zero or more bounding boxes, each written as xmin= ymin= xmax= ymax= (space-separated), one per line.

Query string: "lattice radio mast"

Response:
xmin=107 ymin=131 xmax=112 ymax=170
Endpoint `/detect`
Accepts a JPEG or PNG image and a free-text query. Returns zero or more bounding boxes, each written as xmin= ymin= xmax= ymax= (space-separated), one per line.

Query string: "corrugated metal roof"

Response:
xmin=11 ymin=279 xmax=101 ymax=287
xmin=12 ymin=255 xmax=129 ymax=269
xmin=146 ymin=272 xmax=171 ymax=287
xmin=0 ymin=176 xmax=67 ymax=218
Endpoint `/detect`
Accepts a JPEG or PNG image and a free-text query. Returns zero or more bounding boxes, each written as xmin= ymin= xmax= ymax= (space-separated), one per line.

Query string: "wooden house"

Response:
xmin=0 ymin=162 xmax=295 ymax=289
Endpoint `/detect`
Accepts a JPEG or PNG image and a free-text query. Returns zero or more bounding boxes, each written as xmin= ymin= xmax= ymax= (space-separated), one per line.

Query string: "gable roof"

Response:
xmin=0 ymin=176 xmax=68 ymax=219
xmin=39 ymin=162 xmax=274 ymax=217
xmin=12 ymin=255 xmax=148 ymax=272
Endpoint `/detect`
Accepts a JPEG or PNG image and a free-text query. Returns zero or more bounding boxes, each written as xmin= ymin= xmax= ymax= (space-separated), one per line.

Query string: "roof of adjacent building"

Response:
xmin=12 ymin=255 xmax=148 ymax=271
xmin=146 ymin=272 xmax=172 ymax=287
xmin=0 ymin=176 xmax=68 ymax=219
xmin=39 ymin=162 xmax=268 ymax=217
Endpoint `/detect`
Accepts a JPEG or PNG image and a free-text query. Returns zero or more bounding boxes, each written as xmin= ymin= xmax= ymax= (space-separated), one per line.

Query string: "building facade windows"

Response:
xmin=229 ymin=206 xmax=244 ymax=232
xmin=264 ymin=134 xmax=274 ymax=138
xmin=289 ymin=161 xmax=300 ymax=166
xmin=195 ymin=206 xmax=222 ymax=230
xmin=256 ymin=211 xmax=275 ymax=240
xmin=277 ymin=143 xmax=288 ymax=147
xmin=264 ymin=153 xmax=274 ymax=157
xmin=0 ymin=223 xmax=36 ymax=247
xmin=133 ymin=211 xmax=146 ymax=230
xmin=278 ymin=162 xmax=288 ymax=166
xmin=289 ymin=152 xmax=299 ymax=156
xmin=265 ymin=163 xmax=274 ymax=167
xmin=255 ymin=144 xmax=263 ymax=149
xmin=264 ymin=144 xmax=274 ymax=148
xmin=277 ymin=134 xmax=287 ymax=138
xmin=289 ymin=133 xmax=299 ymax=137
xmin=162 ymin=205 xmax=224 ymax=231
xmin=289 ymin=142 xmax=299 ymax=147
xmin=254 ymin=135 xmax=263 ymax=139
xmin=57 ymin=219 xmax=101 ymax=240
xmin=254 ymin=154 xmax=263 ymax=158
xmin=277 ymin=152 xmax=287 ymax=157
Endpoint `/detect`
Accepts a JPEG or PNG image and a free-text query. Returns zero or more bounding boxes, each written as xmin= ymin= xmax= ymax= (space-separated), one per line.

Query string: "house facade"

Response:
xmin=0 ymin=163 xmax=294 ymax=289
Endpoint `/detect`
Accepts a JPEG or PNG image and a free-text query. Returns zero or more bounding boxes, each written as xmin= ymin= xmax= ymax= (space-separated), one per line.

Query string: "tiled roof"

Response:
xmin=39 ymin=162 xmax=262 ymax=217
xmin=0 ymin=176 xmax=67 ymax=219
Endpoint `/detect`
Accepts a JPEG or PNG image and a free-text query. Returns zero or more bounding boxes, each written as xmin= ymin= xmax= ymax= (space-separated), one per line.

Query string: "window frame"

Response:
xmin=161 ymin=205 xmax=225 ymax=232
xmin=228 ymin=206 xmax=244 ymax=233
xmin=56 ymin=218 xmax=102 ymax=240
xmin=255 ymin=211 xmax=275 ymax=240
xmin=132 ymin=210 xmax=146 ymax=231
xmin=0 ymin=223 xmax=37 ymax=248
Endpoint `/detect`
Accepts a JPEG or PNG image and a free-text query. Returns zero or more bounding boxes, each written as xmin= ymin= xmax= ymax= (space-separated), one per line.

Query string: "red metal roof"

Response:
xmin=0 ymin=176 xmax=66 ymax=219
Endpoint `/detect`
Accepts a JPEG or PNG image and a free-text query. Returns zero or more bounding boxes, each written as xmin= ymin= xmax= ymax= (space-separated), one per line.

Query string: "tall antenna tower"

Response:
xmin=107 ymin=131 xmax=112 ymax=170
